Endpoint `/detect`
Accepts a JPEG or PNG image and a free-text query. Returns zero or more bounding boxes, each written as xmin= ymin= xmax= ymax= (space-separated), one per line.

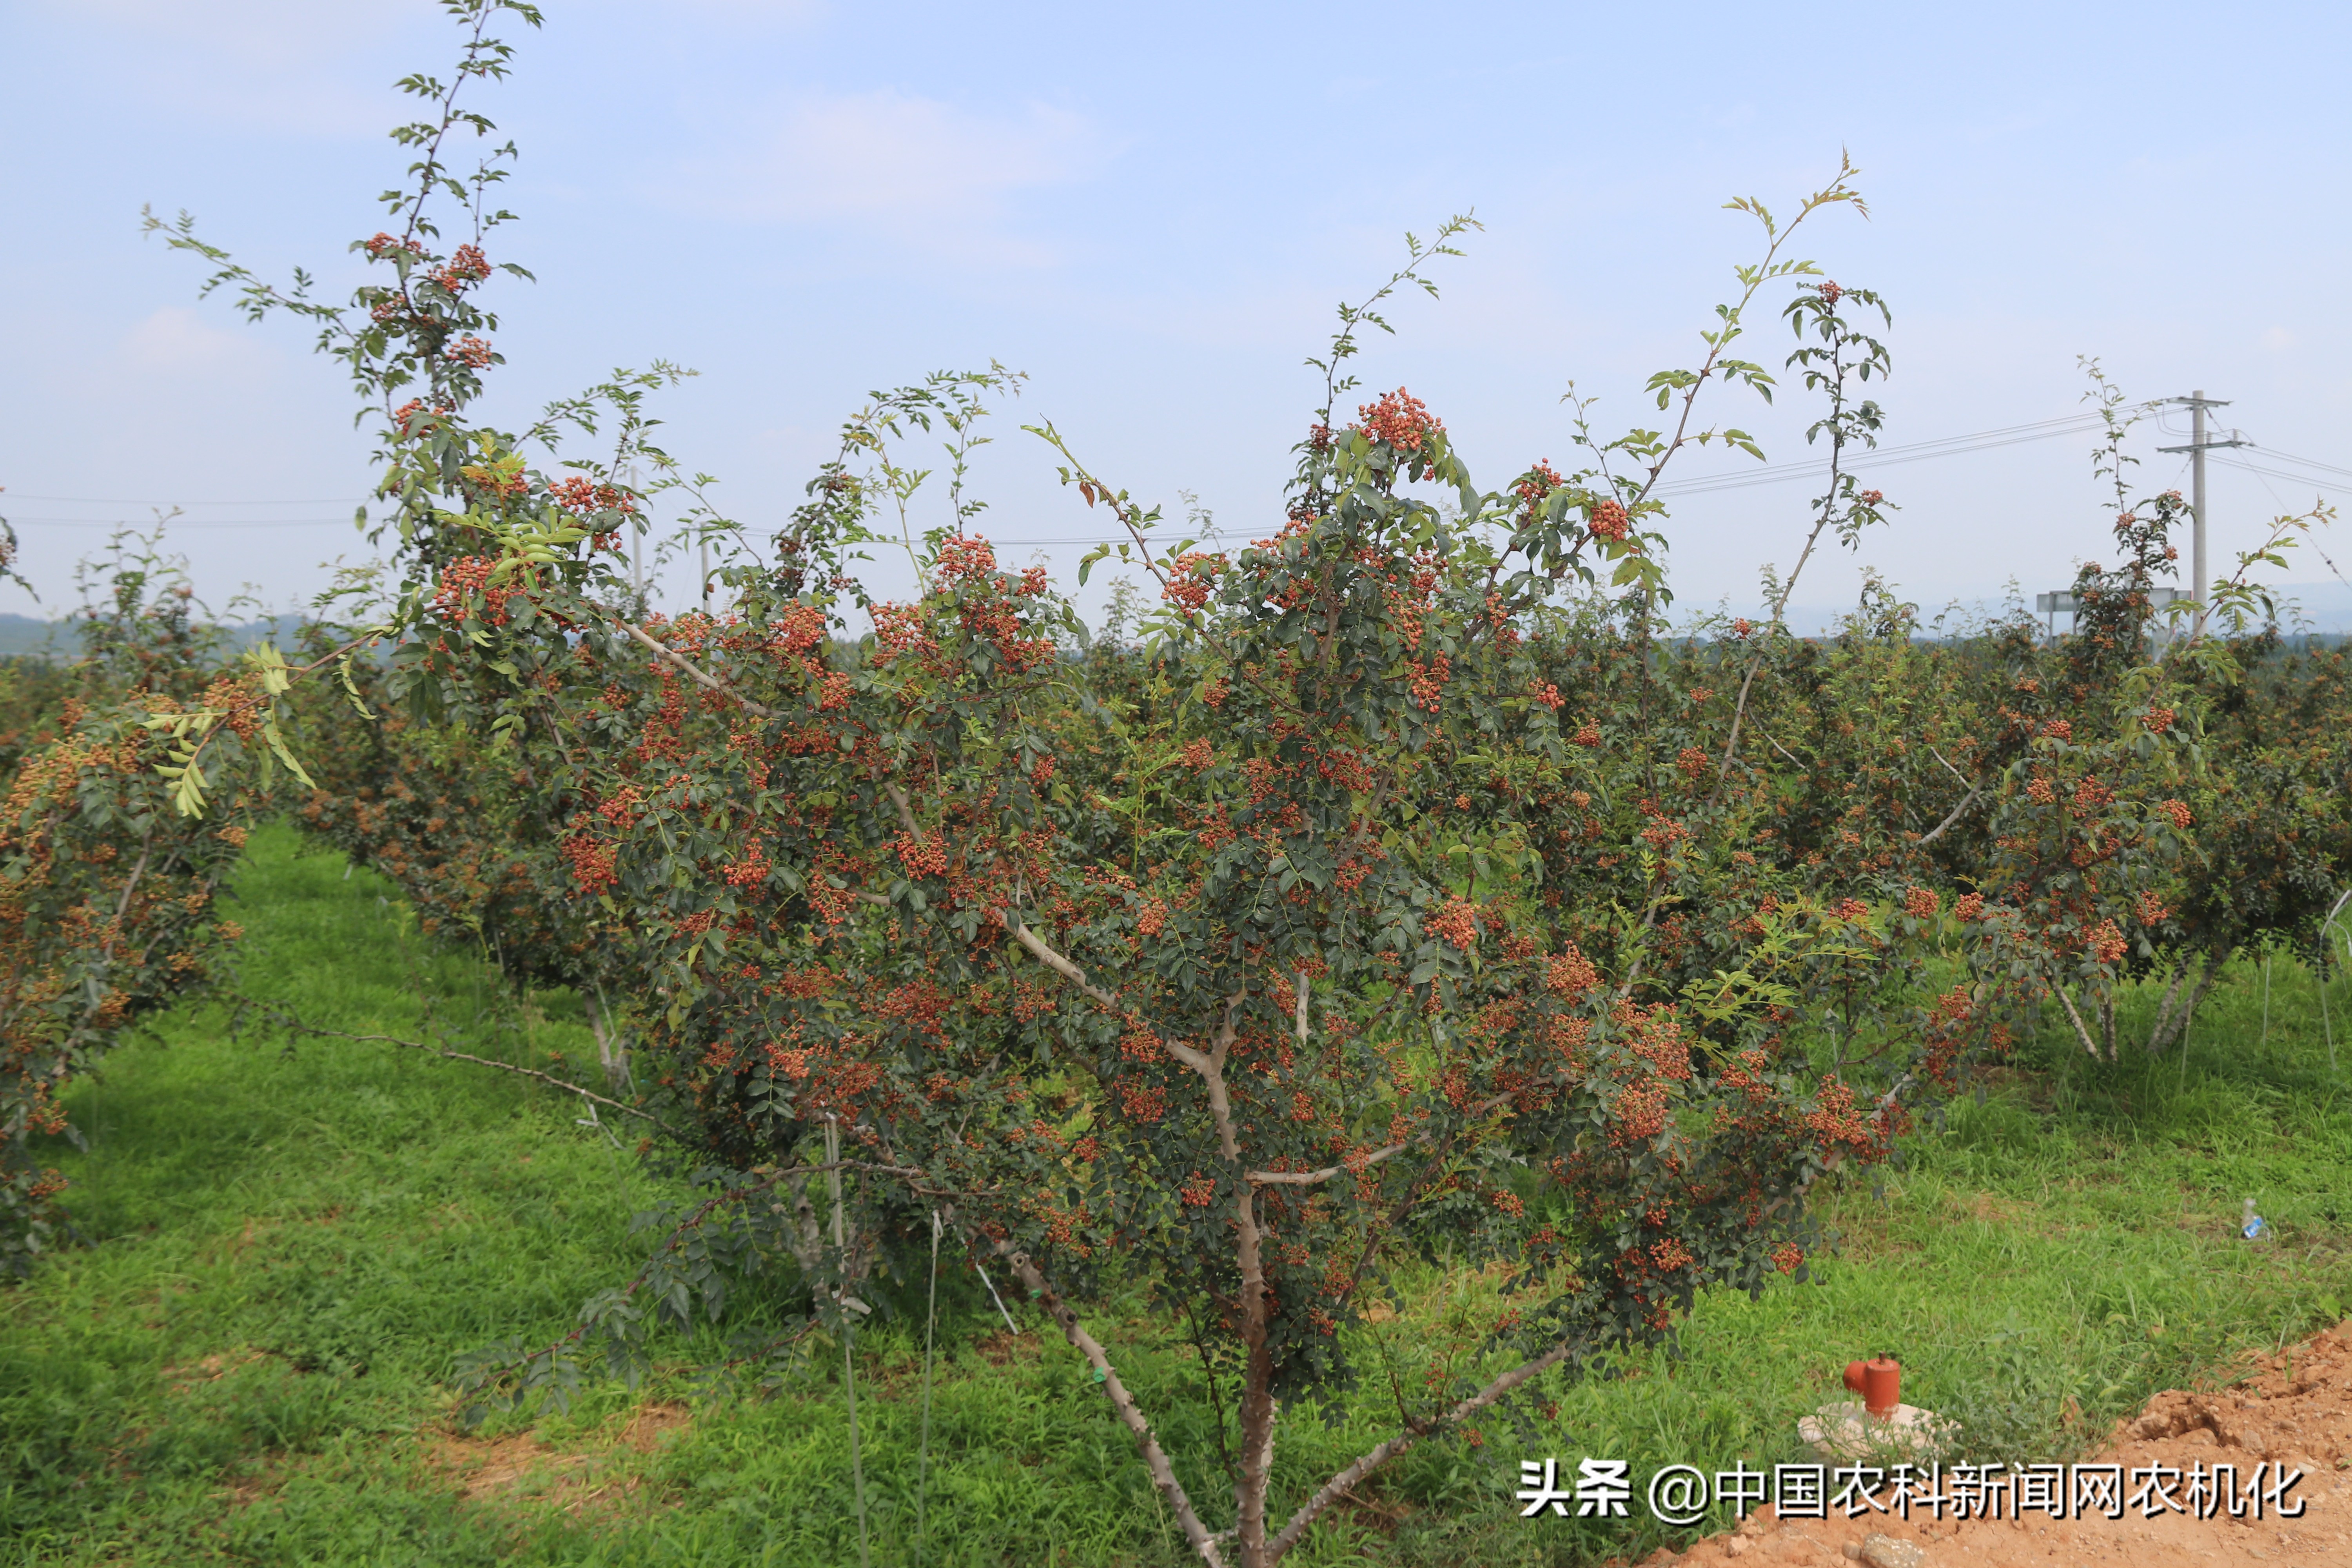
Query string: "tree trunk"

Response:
xmin=585 ymin=994 xmax=629 ymax=1092
xmin=2056 ymin=986 xmax=2100 ymax=1058
xmin=2149 ymin=950 xmax=2225 ymax=1056
xmin=2145 ymin=966 xmax=2187 ymax=1055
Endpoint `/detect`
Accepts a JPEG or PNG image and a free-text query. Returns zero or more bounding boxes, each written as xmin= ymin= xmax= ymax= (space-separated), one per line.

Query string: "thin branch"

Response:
xmin=100 ymin=835 xmax=154 ymax=963
xmin=1006 ymin=916 xmax=1123 ymax=1012
xmin=1267 ymin=1333 xmax=1581 ymax=1557
xmin=2054 ymin=986 xmax=2103 ymax=1059
xmin=248 ymin=999 xmax=681 ymax=1134
xmin=1913 ymin=784 xmax=1983 ymax=848
xmin=883 ymin=782 xmax=924 ymax=841
xmin=1248 ymin=1143 xmax=1408 ymax=1186
xmin=290 ymin=628 xmax=392 ymax=681
xmin=999 ymin=1245 xmax=1228 ymax=1568
xmin=612 ymin=616 xmax=781 ymax=719
xmin=2150 ymin=950 xmax=2224 ymax=1056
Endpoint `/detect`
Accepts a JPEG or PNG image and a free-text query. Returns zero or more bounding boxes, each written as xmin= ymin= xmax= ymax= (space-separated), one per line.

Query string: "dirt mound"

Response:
xmin=1642 ymin=1322 xmax=2352 ymax=1566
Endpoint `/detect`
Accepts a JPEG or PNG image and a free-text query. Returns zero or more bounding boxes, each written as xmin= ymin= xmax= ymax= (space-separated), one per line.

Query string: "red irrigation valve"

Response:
xmin=1843 ymin=1356 xmax=1901 ymax=1417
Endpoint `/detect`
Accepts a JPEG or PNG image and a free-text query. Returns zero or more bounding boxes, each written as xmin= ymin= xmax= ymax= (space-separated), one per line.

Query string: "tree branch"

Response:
xmin=1005 ymin=916 xmax=1123 ymax=1011
xmin=998 ymin=1245 xmax=1229 ymax=1568
xmin=1913 ymin=784 xmax=1983 ymax=847
xmin=883 ymin=781 xmax=924 ymax=842
xmin=1267 ymin=1333 xmax=1582 ymax=1557
xmin=2149 ymin=950 xmax=2224 ymax=1056
xmin=247 ymin=999 xmax=681 ymax=1134
xmin=2054 ymin=985 xmax=2103 ymax=1059
xmin=1250 ymin=1083 xmax=1517 ymax=1188
xmin=97 ymin=834 xmax=153 ymax=967
xmin=1248 ymin=1142 xmax=1408 ymax=1186
xmin=612 ymin=617 xmax=781 ymax=720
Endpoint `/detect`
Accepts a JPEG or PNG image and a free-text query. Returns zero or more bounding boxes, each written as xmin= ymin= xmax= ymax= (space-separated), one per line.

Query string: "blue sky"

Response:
xmin=5 ymin=0 xmax=2350 ymax=629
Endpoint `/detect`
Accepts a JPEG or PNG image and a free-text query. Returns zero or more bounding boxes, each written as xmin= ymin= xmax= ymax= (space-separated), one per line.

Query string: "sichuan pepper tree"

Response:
xmin=0 ymin=545 xmax=306 ymax=1271
xmin=1927 ymin=379 xmax=2343 ymax=1060
xmin=385 ymin=177 xmax=2025 ymax=1568
xmin=2162 ymin=628 xmax=2352 ymax=1034
xmin=286 ymin=616 xmax=652 ymax=1084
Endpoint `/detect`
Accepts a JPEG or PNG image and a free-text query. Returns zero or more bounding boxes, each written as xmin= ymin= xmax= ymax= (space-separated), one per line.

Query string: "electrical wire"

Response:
xmin=1652 ymin=412 xmax=2109 ymax=497
xmin=2217 ymin=459 xmax=2352 ymax=602
xmin=0 ymin=495 xmax=366 ymax=505
xmin=11 ymin=415 xmax=2334 ymax=549
xmin=4 ymin=516 xmax=359 ymax=530
xmin=2210 ymin=456 xmax=2341 ymax=495
xmin=889 ymin=411 xmax=2127 ymax=538
xmin=2231 ymin=446 xmax=2352 ymax=484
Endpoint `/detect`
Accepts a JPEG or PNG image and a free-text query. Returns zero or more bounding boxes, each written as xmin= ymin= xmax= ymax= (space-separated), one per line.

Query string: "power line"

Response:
xmin=7 ymin=414 xmax=2337 ymax=544
xmin=4 ymin=517 xmax=359 ymax=530
xmin=2211 ymin=456 xmax=2343 ymax=493
xmin=0 ymin=495 xmax=367 ymax=506
xmin=2236 ymin=446 xmax=2352 ymax=484
xmin=1652 ymin=413 xmax=2109 ymax=497
xmin=0 ymin=412 xmax=2140 ymax=515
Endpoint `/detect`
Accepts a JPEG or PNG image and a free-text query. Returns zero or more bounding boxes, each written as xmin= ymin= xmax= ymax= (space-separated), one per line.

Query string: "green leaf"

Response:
xmin=262 ymin=716 xmax=319 ymax=791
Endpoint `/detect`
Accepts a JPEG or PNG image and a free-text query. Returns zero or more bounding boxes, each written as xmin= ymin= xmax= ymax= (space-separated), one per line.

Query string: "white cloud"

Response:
xmin=2262 ymin=327 xmax=2295 ymax=352
xmin=118 ymin=307 xmax=272 ymax=374
xmin=675 ymin=89 xmax=1115 ymax=262
xmin=24 ymin=0 xmax=421 ymax=136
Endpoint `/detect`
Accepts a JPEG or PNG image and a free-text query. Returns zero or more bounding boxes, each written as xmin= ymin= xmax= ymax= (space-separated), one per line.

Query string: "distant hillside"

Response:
xmin=0 ymin=613 xmax=309 ymax=660
xmin=0 ymin=615 xmax=68 ymax=658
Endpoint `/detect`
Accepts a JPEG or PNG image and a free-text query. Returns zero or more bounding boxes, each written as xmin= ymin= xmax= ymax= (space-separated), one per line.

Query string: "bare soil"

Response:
xmin=421 ymin=1399 xmax=692 ymax=1520
xmin=1639 ymin=1321 xmax=2352 ymax=1567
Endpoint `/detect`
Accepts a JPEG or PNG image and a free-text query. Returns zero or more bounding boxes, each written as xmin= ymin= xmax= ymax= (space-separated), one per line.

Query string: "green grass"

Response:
xmin=2 ymin=824 xmax=2347 ymax=1565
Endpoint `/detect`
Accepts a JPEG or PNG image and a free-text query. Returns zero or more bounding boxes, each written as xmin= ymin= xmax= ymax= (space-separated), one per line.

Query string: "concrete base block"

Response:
xmin=1796 ymin=1400 xmax=1958 ymax=1463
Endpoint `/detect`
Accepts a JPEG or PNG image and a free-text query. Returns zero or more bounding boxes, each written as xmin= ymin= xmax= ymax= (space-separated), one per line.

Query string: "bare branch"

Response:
xmin=1268 ymin=1334 xmax=1581 ymax=1557
xmin=1913 ymin=784 xmax=1983 ymax=847
xmin=2149 ymin=950 xmax=2224 ymax=1056
xmin=999 ymin=1246 xmax=1228 ymax=1568
xmin=2054 ymin=986 xmax=2103 ymax=1059
xmin=100 ymin=835 xmax=154 ymax=964
xmin=1005 ymin=916 xmax=1123 ymax=1012
xmin=883 ymin=781 xmax=924 ymax=842
xmin=1248 ymin=1142 xmax=1407 ymax=1186
xmin=612 ymin=617 xmax=781 ymax=720
xmin=248 ymin=1000 xmax=680 ymax=1134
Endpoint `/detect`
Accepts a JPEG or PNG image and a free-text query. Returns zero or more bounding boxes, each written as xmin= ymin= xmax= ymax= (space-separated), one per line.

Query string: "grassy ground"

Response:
xmin=2 ymin=824 xmax=2347 ymax=1566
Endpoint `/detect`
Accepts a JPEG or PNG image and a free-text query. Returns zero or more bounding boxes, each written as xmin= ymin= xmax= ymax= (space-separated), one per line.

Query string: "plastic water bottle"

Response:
xmin=2241 ymin=1197 xmax=2268 ymax=1240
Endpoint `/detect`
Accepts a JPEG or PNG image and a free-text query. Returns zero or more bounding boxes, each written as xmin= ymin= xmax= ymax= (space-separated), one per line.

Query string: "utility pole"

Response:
xmin=2157 ymin=392 xmax=2247 ymax=636
xmin=621 ymin=462 xmax=645 ymax=612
